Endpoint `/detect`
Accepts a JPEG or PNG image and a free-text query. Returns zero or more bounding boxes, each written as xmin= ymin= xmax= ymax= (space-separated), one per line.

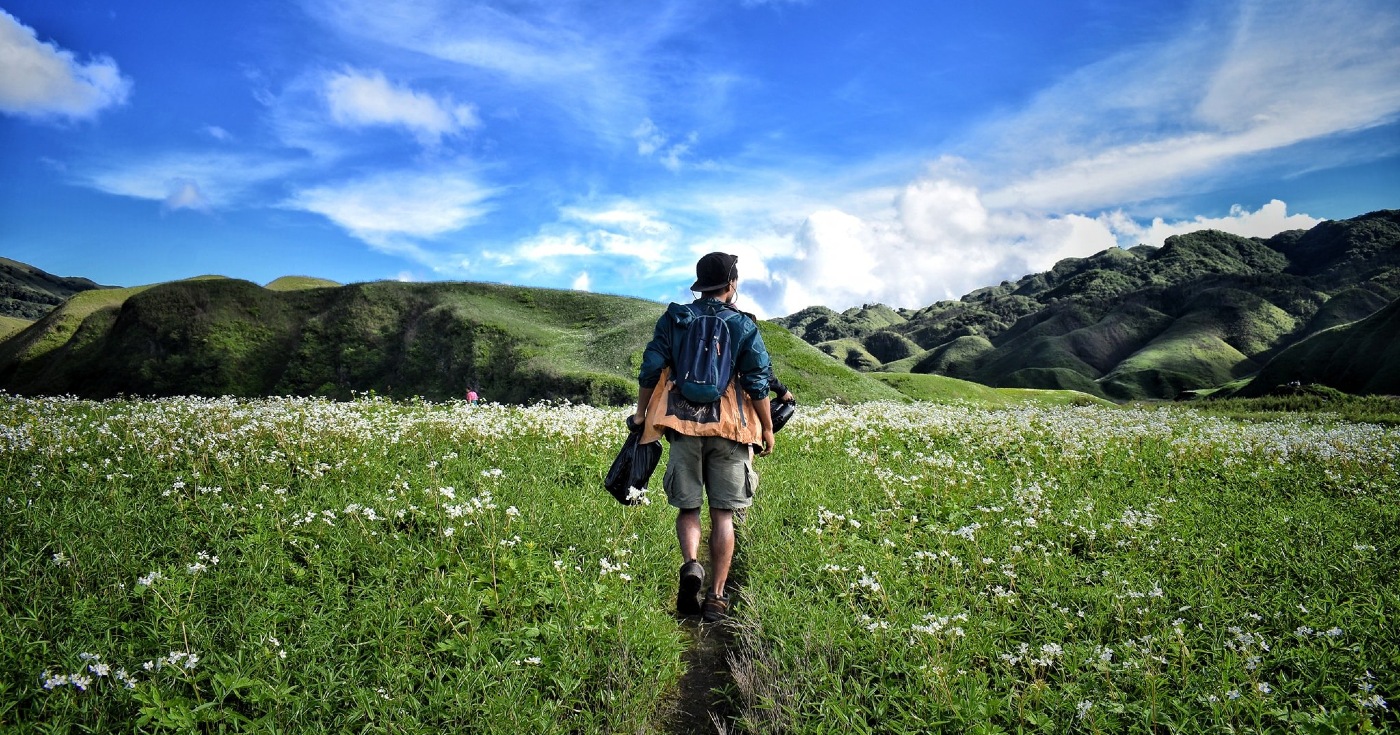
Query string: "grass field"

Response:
xmin=2 ymin=395 xmax=1396 ymax=733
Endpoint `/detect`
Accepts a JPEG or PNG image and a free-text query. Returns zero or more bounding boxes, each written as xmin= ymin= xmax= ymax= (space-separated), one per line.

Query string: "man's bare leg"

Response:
xmin=677 ymin=508 xmax=702 ymax=562
xmin=708 ymin=509 xmax=735 ymax=596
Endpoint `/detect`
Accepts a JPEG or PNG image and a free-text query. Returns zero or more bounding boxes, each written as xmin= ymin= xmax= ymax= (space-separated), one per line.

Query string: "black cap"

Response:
xmin=690 ymin=252 xmax=739 ymax=292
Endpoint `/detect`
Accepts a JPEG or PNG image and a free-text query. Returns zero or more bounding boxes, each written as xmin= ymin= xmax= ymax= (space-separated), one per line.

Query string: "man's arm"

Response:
xmin=631 ymin=385 xmax=654 ymax=428
xmin=753 ymin=395 xmax=775 ymax=456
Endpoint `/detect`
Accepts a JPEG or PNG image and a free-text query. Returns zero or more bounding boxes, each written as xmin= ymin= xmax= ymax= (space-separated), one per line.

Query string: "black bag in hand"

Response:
xmin=771 ymin=398 xmax=797 ymax=433
xmin=603 ymin=416 xmax=661 ymax=505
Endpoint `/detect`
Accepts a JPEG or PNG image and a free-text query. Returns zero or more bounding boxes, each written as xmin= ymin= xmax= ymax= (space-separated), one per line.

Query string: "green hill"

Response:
xmin=758 ymin=322 xmax=906 ymax=404
xmin=266 ymin=275 xmax=341 ymax=291
xmin=0 ymin=278 xmax=664 ymax=404
xmin=774 ymin=210 xmax=1400 ymax=400
xmin=0 ymin=256 xmax=113 ymax=320
xmin=1241 ymin=295 xmax=1400 ymax=397
xmin=873 ymin=372 xmax=1110 ymax=407
xmin=0 ymin=276 xmax=920 ymax=406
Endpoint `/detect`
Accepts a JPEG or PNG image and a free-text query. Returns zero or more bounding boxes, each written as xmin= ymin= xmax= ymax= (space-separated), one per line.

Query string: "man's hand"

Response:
xmin=758 ymin=428 xmax=776 ymax=457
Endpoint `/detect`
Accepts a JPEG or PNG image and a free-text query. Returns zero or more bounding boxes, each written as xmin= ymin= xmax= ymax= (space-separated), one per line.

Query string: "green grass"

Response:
xmin=4 ymin=396 xmax=1395 ymax=733
xmin=1191 ymin=386 xmax=1400 ymax=426
xmin=264 ymin=276 xmax=341 ymax=291
xmin=1 ymin=397 xmax=686 ymax=733
xmin=872 ymin=372 xmax=1109 ymax=407
xmin=0 ymin=315 xmax=32 ymax=341
xmin=737 ymin=402 xmax=1399 ymax=733
xmin=815 ymin=338 xmax=883 ymax=372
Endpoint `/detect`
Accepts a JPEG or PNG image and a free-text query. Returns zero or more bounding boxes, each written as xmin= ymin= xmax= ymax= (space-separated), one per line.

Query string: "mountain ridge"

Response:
xmin=773 ymin=209 xmax=1400 ymax=399
xmin=0 ymin=257 xmax=113 ymax=321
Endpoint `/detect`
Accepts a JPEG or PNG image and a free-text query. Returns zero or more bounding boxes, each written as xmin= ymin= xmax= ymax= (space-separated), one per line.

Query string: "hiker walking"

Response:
xmin=631 ymin=252 xmax=775 ymax=622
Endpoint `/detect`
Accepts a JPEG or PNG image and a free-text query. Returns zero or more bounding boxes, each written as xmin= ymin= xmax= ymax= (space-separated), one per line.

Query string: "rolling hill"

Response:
xmin=775 ymin=210 xmax=1400 ymax=399
xmin=1239 ymin=295 xmax=1400 ymax=397
xmin=0 ymin=276 xmax=921 ymax=406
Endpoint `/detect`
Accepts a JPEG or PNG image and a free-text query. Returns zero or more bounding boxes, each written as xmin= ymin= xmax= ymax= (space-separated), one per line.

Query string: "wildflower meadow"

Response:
xmin=2 ymin=394 xmax=1396 ymax=733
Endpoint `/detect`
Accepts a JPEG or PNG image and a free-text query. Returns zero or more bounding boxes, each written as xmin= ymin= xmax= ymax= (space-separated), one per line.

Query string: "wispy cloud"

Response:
xmin=0 ymin=9 xmax=131 ymax=121
xmin=303 ymin=0 xmax=705 ymax=141
xmin=283 ymin=169 xmax=496 ymax=254
xmin=632 ymin=118 xmax=698 ymax=171
xmin=77 ymin=152 xmax=302 ymax=210
xmin=323 ymin=69 xmax=480 ymax=145
xmin=162 ymin=179 xmax=212 ymax=213
xmin=975 ymin=0 xmax=1400 ymax=211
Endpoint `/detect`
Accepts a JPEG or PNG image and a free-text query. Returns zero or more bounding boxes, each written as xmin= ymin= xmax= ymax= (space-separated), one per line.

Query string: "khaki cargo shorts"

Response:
xmin=662 ymin=433 xmax=759 ymax=511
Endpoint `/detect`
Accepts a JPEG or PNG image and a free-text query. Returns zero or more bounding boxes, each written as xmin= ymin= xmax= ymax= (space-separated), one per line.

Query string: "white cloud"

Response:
xmin=1103 ymin=199 xmax=1322 ymax=248
xmin=518 ymin=235 xmax=596 ymax=262
xmin=284 ymin=170 xmax=495 ymax=252
xmin=203 ymin=125 xmax=233 ymax=142
xmin=633 ymin=118 xmax=666 ymax=156
xmin=572 ymin=271 xmax=591 ymax=291
xmin=324 ymin=69 xmax=480 ymax=145
xmin=79 ymin=152 xmax=301 ymax=209
xmin=0 ymin=10 xmax=131 ymax=120
xmin=632 ymin=118 xmax=698 ymax=170
xmin=974 ymin=0 xmax=1400 ymax=212
xmin=307 ymin=0 xmax=704 ymax=142
xmin=746 ymin=186 xmax=1326 ymax=315
xmin=163 ymin=179 xmax=211 ymax=213
xmin=511 ymin=201 xmax=679 ymax=268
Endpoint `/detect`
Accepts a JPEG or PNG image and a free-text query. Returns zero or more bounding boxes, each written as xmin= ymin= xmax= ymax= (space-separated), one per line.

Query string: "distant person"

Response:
xmin=632 ymin=252 xmax=775 ymax=622
xmin=467 ymin=388 xmax=479 ymax=405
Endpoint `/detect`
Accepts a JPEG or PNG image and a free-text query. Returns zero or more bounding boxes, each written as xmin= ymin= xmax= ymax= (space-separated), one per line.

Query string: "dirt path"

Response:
xmin=662 ymin=539 xmax=746 ymax=735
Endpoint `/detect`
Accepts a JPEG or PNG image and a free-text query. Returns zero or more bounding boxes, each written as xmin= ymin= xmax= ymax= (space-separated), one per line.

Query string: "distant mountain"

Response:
xmin=0 ymin=275 xmax=911 ymax=405
xmin=774 ymin=210 xmax=1400 ymax=399
xmin=0 ymin=257 xmax=112 ymax=321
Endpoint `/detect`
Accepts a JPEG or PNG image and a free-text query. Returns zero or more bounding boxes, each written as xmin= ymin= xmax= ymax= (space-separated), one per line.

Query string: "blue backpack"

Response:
xmin=674 ymin=302 xmax=741 ymax=404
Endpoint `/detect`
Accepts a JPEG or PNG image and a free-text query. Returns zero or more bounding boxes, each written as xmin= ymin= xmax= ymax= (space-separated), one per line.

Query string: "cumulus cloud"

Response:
xmin=739 ymin=177 xmax=1318 ymax=315
xmin=324 ymin=69 xmax=480 ymax=145
xmin=572 ymin=271 xmax=591 ymax=291
xmin=1104 ymin=199 xmax=1322 ymax=248
xmin=0 ymin=10 xmax=132 ymax=120
xmin=284 ymin=170 xmax=495 ymax=252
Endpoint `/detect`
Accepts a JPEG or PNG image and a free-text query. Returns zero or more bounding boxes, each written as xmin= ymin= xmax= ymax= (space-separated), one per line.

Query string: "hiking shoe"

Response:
xmin=677 ymin=560 xmax=704 ymax=616
xmin=701 ymin=591 xmax=730 ymax=623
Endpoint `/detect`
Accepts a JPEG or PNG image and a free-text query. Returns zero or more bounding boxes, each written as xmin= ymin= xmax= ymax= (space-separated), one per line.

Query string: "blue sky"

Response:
xmin=2 ymin=0 xmax=1397 ymax=316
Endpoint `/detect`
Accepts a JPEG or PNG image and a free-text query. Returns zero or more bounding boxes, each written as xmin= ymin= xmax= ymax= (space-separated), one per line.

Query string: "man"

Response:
xmin=632 ymin=252 xmax=775 ymax=622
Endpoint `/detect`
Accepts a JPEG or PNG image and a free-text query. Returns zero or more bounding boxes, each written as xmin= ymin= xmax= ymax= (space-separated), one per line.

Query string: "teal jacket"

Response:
xmin=638 ymin=298 xmax=772 ymax=400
